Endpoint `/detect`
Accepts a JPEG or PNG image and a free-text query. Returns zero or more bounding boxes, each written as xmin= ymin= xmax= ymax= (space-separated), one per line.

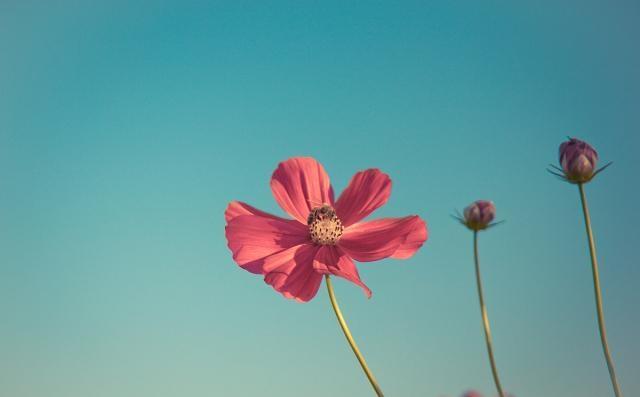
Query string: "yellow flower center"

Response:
xmin=307 ymin=205 xmax=344 ymax=245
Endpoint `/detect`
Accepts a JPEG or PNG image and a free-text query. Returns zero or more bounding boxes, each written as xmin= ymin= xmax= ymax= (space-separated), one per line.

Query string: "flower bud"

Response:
xmin=463 ymin=200 xmax=496 ymax=231
xmin=559 ymin=138 xmax=598 ymax=183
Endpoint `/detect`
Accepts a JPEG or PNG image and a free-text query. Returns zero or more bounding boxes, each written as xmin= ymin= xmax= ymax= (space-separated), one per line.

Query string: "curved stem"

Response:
xmin=325 ymin=275 xmax=384 ymax=397
xmin=578 ymin=183 xmax=623 ymax=397
xmin=473 ymin=231 xmax=505 ymax=397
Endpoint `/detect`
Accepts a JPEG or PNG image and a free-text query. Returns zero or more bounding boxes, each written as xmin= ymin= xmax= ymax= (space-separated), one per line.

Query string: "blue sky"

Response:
xmin=1 ymin=1 xmax=639 ymax=396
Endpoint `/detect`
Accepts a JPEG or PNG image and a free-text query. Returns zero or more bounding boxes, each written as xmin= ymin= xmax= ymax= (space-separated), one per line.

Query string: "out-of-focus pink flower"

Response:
xmin=559 ymin=137 xmax=599 ymax=183
xmin=462 ymin=200 xmax=496 ymax=231
xmin=459 ymin=390 xmax=514 ymax=397
xmin=461 ymin=390 xmax=484 ymax=397
xmin=225 ymin=157 xmax=428 ymax=302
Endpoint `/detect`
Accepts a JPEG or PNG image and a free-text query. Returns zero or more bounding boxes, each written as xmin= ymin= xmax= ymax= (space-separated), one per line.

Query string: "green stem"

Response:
xmin=325 ymin=275 xmax=384 ymax=397
xmin=473 ymin=231 xmax=505 ymax=397
xmin=578 ymin=183 xmax=623 ymax=397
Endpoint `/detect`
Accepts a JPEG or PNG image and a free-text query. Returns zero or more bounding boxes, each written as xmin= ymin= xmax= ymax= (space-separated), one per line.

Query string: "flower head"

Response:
xmin=549 ymin=137 xmax=611 ymax=184
xmin=559 ymin=138 xmax=598 ymax=182
xmin=459 ymin=200 xmax=496 ymax=231
xmin=225 ymin=157 xmax=428 ymax=302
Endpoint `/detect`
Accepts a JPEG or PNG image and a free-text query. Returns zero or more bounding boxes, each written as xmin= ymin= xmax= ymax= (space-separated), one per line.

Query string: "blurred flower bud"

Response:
xmin=559 ymin=138 xmax=598 ymax=183
xmin=461 ymin=391 xmax=484 ymax=397
xmin=463 ymin=200 xmax=496 ymax=231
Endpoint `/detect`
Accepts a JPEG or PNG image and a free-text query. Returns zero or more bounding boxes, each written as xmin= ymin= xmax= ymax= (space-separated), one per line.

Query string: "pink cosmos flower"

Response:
xmin=225 ymin=157 xmax=428 ymax=302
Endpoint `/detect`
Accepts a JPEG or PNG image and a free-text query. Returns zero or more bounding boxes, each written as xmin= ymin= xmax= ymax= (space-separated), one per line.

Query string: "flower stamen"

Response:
xmin=307 ymin=205 xmax=343 ymax=245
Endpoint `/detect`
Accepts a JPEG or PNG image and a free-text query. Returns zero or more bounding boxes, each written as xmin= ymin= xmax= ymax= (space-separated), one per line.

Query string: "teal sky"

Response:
xmin=1 ymin=1 xmax=639 ymax=396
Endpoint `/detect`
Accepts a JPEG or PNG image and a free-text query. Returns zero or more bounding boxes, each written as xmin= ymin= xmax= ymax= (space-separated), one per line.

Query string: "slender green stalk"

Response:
xmin=325 ymin=275 xmax=384 ymax=397
xmin=578 ymin=183 xmax=623 ymax=397
xmin=473 ymin=231 xmax=505 ymax=397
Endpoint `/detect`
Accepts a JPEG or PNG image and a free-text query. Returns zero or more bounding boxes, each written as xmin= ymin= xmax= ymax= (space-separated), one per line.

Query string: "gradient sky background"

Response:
xmin=1 ymin=1 xmax=639 ymax=396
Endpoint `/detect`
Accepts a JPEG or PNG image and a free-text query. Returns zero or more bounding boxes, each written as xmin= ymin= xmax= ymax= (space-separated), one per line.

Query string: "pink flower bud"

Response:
xmin=461 ymin=391 xmax=484 ymax=397
xmin=463 ymin=200 xmax=496 ymax=231
xmin=559 ymin=138 xmax=598 ymax=183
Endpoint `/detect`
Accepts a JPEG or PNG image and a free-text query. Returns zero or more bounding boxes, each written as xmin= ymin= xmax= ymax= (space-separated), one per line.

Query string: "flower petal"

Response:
xmin=270 ymin=157 xmax=335 ymax=224
xmin=338 ymin=216 xmax=427 ymax=262
xmin=225 ymin=200 xmax=282 ymax=222
xmin=334 ymin=169 xmax=391 ymax=227
xmin=225 ymin=203 xmax=310 ymax=274
xmin=313 ymin=246 xmax=372 ymax=298
xmin=263 ymin=244 xmax=323 ymax=302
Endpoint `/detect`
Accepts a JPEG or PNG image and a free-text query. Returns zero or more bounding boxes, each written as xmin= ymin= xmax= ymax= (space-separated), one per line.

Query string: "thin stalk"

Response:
xmin=325 ymin=275 xmax=384 ymax=397
xmin=578 ymin=183 xmax=623 ymax=397
xmin=473 ymin=231 xmax=505 ymax=397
